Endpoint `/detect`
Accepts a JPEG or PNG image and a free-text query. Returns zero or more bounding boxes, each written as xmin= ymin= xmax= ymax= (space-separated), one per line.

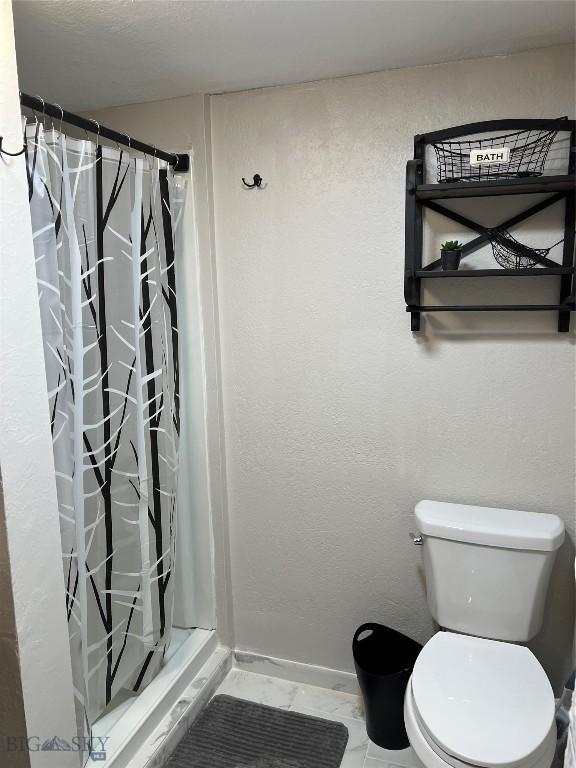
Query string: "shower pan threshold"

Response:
xmin=92 ymin=628 xmax=220 ymax=767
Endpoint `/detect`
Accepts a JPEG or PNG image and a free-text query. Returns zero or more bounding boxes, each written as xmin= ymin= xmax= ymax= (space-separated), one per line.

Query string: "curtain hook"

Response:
xmin=54 ymin=103 xmax=64 ymax=134
xmin=88 ymin=118 xmax=100 ymax=147
xmin=22 ymin=91 xmax=38 ymax=127
xmin=117 ymin=132 xmax=130 ymax=156
xmin=33 ymin=95 xmax=46 ymax=127
xmin=123 ymin=134 xmax=136 ymax=167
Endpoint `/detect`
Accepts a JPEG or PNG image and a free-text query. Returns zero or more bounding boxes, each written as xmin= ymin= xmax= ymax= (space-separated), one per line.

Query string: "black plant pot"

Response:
xmin=441 ymin=249 xmax=462 ymax=270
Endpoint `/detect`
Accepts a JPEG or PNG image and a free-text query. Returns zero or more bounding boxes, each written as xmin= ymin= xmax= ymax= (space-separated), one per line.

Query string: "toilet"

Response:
xmin=404 ymin=500 xmax=565 ymax=768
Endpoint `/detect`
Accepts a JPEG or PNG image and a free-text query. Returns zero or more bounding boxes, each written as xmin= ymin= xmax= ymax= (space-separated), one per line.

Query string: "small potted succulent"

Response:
xmin=440 ymin=240 xmax=464 ymax=271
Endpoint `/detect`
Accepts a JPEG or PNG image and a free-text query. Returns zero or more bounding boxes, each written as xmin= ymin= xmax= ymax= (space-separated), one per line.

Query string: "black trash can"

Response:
xmin=353 ymin=623 xmax=422 ymax=750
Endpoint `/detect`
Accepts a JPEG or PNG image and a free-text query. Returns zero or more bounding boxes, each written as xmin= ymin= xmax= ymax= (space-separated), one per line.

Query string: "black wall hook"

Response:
xmin=242 ymin=173 xmax=263 ymax=188
xmin=0 ymin=136 xmax=26 ymax=157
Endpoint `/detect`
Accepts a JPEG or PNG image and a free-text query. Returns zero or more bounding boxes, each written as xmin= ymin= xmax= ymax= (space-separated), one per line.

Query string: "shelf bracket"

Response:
xmin=558 ymin=127 xmax=576 ymax=331
xmin=405 ymin=153 xmax=424 ymax=331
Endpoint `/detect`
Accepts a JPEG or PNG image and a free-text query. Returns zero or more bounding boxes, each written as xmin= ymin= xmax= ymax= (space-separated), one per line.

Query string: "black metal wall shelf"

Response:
xmin=415 ymin=267 xmax=574 ymax=278
xmin=415 ymin=175 xmax=576 ymax=200
xmin=405 ymin=118 xmax=576 ymax=333
xmin=408 ymin=304 xmax=574 ymax=313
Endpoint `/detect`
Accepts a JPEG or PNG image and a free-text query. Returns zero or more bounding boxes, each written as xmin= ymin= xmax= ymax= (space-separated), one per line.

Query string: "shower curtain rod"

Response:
xmin=20 ymin=92 xmax=189 ymax=172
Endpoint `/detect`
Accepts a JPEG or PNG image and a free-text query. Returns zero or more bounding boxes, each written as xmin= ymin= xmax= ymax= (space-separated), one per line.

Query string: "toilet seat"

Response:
xmin=404 ymin=681 xmax=556 ymax=768
xmin=409 ymin=632 xmax=555 ymax=768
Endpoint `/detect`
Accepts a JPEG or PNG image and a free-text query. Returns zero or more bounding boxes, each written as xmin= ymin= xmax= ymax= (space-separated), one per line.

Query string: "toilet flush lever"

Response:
xmin=409 ymin=532 xmax=423 ymax=546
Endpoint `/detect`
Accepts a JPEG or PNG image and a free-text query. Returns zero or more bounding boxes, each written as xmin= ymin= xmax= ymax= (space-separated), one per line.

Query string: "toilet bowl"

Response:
xmin=402 ymin=501 xmax=565 ymax=768
xmin=403 ymin=632 xmax=556 ymax=768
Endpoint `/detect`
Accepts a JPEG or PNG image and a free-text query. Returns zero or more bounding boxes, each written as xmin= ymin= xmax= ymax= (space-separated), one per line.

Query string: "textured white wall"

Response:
xmin=0 ymin=492 xmax=29 ymax=768
xmin=0 ymin=1 xmax=79 ymax=764
xmin=210 ymin=45 xmax=576 ymax=690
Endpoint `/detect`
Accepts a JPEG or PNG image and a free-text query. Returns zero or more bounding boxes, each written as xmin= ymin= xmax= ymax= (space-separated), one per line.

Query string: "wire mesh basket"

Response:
xmin=489 ymin=229 xmax=565 ymax=269
xmin=433 ymin=126 xmax=562 ymax=183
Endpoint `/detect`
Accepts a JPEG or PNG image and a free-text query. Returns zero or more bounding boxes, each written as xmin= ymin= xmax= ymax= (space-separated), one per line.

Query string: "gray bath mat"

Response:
xmin=165 ymin=694 xmax=349 ymax=768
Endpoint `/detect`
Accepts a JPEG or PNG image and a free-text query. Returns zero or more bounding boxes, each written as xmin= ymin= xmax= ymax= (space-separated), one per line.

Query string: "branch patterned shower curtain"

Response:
xmin=25 ymin=122 xmax=185 ymax=737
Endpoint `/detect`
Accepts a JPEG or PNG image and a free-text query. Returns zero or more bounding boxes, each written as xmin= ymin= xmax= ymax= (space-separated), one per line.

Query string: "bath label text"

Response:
xmin=469 ymin=146 xmax=510 ymax=165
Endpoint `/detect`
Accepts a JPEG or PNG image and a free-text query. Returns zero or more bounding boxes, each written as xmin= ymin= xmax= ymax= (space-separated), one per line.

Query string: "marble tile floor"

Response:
xmin=213 ymin=667 xmax=421 ymax=768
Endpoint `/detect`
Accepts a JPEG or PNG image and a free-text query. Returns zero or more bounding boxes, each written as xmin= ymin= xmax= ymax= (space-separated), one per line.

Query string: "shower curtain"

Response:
xmin=25 ymin=122 xmax=185 ymax=737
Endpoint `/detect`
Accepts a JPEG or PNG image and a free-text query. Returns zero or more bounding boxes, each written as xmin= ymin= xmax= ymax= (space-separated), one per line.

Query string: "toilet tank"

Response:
xmin=415 ymin=500 xmax=565 ymax=642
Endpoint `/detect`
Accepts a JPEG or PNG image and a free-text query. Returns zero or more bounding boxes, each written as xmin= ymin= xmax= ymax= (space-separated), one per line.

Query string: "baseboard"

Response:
xmin=233 ymin=650 xmax=360 ymax=696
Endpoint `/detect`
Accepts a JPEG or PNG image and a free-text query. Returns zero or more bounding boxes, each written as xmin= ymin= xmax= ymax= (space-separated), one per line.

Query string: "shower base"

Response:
xmin=91 ymin=628 xmax=227 ymax=768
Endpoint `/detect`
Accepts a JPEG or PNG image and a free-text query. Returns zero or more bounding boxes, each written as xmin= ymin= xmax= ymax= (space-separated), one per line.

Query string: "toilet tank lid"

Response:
xmin=415 ymin=500 xmax=565 ymax=551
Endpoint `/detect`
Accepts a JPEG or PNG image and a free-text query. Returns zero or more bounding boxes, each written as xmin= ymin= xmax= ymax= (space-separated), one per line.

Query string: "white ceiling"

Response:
xmin=13 ymin=0 xmax=576 ymax=112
